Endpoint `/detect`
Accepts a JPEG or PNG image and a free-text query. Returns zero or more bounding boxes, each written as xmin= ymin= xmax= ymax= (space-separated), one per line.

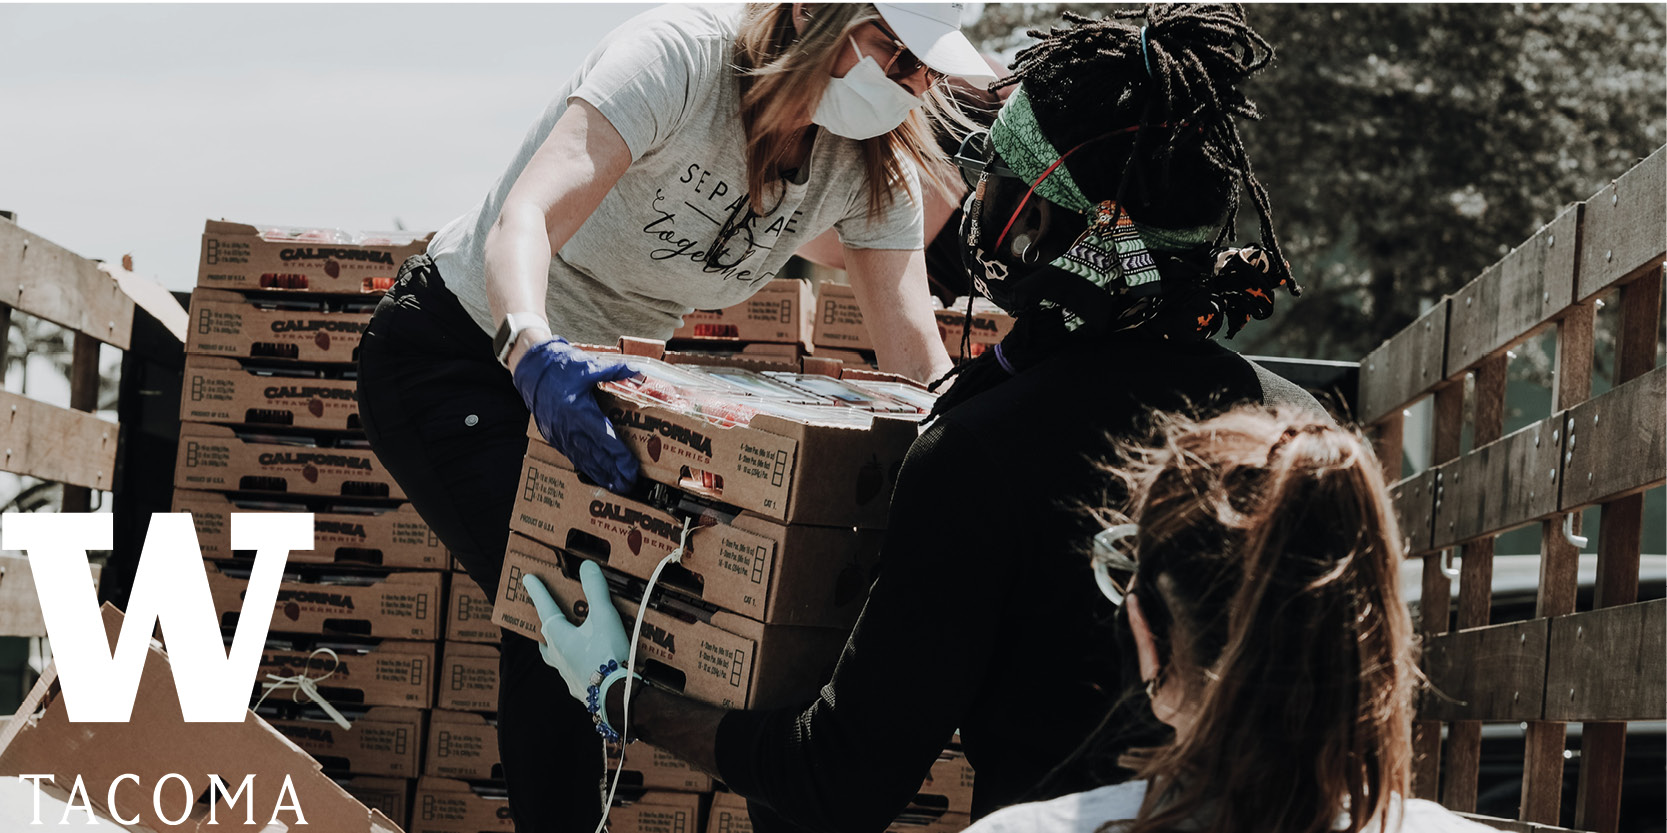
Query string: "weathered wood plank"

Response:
xmin=58 ymin=333 xmax=104 ymax=513
xmin=1560 ymin=367 xmax=1666 ymax=509
xmin=1431 ymin=415 xmax=1564 ymax=549
xmin=0 ymin=553 xmax=99 ymax=637
xmin=1520 ymin=722 xmax=1568 ymax=824
xmin=0 ymin=390 xmax=117 ymax=490
xmin=1578 ymin=146 xmax=1667 ymax=301
xmin=0 ymin=221 xmax=134 ymax=349
xmin=1614 ymin=266 xmax=1662 ymax=383
xmin=1392 ymin=469 xmax=1437 ymax=556
xmin=1574 ymin=721 xmax=1627 ymax=833
xmin=1442 ymin=719 xmax=1483 ymax=812
xmin=1419 ymin=619 xmax=1547 ymax=722
xmin=1447 ymin=207 xmax=1581 ymax=375
xmin=1359 ymin=301 xmax=1450 ymax=425
xmin=1543 ymin=600 xmax=1666 ymax=721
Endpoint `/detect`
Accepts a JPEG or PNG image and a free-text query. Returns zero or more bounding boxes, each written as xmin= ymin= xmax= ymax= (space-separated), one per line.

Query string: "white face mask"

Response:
xmin=812 ymin=37 xmax=924 ymax=140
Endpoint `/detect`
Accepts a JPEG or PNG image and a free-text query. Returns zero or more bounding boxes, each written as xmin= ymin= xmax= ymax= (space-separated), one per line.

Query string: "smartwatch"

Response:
xmin=494 ymin=312 xmax=549 ymax=369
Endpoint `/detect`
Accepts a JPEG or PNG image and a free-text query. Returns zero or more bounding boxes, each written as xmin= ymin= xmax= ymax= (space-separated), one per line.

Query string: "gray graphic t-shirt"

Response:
xmin=429 ymin=3 xmax=924 ymax=345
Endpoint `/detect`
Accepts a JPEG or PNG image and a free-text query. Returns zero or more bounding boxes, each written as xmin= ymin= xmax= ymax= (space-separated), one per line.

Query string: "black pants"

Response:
xmin=356 ymin=255 xmax=603 ymax=832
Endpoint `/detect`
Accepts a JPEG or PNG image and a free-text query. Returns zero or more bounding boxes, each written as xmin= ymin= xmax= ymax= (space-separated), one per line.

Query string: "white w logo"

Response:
xmin=2 ymin=512 xmax=312 ymax=722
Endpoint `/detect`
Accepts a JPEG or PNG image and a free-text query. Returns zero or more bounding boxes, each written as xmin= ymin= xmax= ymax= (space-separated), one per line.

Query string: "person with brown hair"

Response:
xmin=963 ymin=408 xmax=1489 ymax=833
xmin=354 ymin=5 xmax=994 ymax=831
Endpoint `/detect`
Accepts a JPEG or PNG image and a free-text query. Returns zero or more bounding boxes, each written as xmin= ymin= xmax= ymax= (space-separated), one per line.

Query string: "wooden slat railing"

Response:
xmin=1357 ymin=146 xmax=1665 ymax=833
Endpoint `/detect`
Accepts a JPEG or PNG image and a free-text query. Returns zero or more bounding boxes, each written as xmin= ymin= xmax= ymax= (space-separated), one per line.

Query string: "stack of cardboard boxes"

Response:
xmin=168 ymin=234 xmax=979 ymax=831
xmin=487 ymin=340 xmax=973 ymax=833
xmin=175 ymin=219 xmax=462 ymax=830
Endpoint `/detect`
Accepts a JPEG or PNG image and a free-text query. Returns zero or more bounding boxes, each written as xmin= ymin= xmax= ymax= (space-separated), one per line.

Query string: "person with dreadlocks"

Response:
xmin=526 ymin=6 xmax=1322 ymax=832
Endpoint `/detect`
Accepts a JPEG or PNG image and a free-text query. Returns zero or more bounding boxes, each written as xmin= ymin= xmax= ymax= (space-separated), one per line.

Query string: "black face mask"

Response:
xmin=958 ymin=168 xmax=1081 ymax=315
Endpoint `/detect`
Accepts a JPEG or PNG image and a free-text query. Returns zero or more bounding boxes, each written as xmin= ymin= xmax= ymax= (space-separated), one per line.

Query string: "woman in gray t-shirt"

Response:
xmin=355 ymin=4 xmax=994 ymax=831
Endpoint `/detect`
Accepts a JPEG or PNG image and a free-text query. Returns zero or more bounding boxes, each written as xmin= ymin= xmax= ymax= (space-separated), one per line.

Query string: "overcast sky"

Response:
xmin=2 ymin=3 xmax=648 ymax=291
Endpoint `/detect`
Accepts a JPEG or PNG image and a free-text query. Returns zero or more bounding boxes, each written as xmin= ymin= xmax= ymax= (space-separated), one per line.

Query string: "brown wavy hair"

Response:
xmin=1096 ymin=407 xmax=1415 ymax=833
xmin=733 ymin=3 xmax=966 ymax=216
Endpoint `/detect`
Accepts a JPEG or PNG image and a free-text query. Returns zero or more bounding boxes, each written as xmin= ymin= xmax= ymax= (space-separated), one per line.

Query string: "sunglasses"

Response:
xmin=869 ymin=20 xmax=937 ymax=82
xmin=1091 ymin=523 xmax=1140 ymax=606
xmin=951 ymin=130 xmax=1017 ymax=191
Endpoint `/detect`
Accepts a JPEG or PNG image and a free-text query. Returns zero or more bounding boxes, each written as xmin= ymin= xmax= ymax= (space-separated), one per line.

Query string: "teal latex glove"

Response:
xmin=524 ymin=560 xmax=631 ymax=702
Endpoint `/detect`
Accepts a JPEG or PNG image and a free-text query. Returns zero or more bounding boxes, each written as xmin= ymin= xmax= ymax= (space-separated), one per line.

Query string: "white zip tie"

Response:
xmin=594 ymin=515 xmax=696 ymax=833
xmin=252 ymin=647 xmax=353 ymax=731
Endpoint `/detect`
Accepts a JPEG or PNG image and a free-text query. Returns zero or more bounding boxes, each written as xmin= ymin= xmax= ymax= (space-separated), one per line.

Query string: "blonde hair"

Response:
xmin=1097 ymin=407 xmax=1415 ymax=833
xmin=733 ymin=3 xmax=969 ymax=216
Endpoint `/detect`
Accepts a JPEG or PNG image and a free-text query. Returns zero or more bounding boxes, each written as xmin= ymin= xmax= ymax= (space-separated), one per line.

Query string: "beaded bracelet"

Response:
xmin=585 ymin=660 xmax=641 ymax=742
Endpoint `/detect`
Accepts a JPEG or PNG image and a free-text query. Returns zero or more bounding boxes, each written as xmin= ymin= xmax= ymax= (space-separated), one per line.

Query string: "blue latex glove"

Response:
xmin=512 ymin=337 xmax=641 ymax=493
xmin=523 ymin=561 xmax=631 ymax=702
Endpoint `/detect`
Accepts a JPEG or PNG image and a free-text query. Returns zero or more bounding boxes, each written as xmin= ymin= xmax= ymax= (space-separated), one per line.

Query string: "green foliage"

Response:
xmin=966 ymin=3 xmax=1666 ymax=360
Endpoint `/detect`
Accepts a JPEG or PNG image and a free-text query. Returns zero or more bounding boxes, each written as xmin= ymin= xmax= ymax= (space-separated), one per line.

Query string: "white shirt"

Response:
xmin=962 ymin=780 xmax=1500 ymax=833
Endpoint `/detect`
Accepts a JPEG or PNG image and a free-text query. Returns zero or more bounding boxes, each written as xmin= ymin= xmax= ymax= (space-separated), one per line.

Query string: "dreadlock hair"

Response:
xmin=928 ymin=5 xmax=1293 ymax=420
xmin=995 ymin=4 xmax=1288 ymax=269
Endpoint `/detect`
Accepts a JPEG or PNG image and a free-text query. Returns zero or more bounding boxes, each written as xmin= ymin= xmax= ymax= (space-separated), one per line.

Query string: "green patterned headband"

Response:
xmin=986 ymin=84 xmax=1216 ymax=252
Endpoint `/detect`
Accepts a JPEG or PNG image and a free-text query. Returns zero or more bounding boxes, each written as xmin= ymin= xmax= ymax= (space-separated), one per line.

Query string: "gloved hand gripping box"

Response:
xmin=510 ymin=441 xmax=881 ymax=628
xmin=492 ymin=534 xmax=849 ymax=709
xmin=591 ymin=347 xmax=918 ymax=529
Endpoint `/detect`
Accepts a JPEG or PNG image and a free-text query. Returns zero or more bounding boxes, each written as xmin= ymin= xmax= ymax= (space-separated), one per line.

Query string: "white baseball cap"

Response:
xmin=873 ymin=3 xmax=999 ymax=85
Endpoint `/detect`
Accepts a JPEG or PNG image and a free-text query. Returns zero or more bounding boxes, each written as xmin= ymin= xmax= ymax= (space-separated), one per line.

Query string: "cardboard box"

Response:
xmin=175 ymin=489 xmax=446 ymax=570
xmin=609 ymin=790 xmax=704 ymax=833
xmin=663 ymin=343 xmax=805 ymax=374
xmin=812 ymin=281 xmax=873 ymax=351
xmin=182 ymin=355 xmax=363 ymax=431
xmin=934 ymin=308 xmax=1014 ymax=362
xmin=335 ymin=775 xmax=414 ymax=831
xmin=257 ymin=638 xmax=436 ymax=709
xmin=914 ymin=750 xmax=975 ymax=815
xmin=411 ymin=777 xmax=514 ymax=833
xmin=889 ymin=811 xmax=971 ymax=833
xmin=438 ymin=641 xmax=501 ymax=713
xmin=199 ymin=219 xmax=431 ymax=295
xmin=187 ymin=287 xmax=373 ymax=363
xmin=671 ymin=279 xmax=812 ymax=346
xmin=262 ymin=706 xmax=424 ymax=778
xmin=446 ymin=577 xmax=500 ymax=643
xmin=176 ymin=422 xmax=406 ymax=500
xmin=606 ymin=742 xmax=715 ymax=793
xmin=424 ymin=711 xmax=502 ymax=782
xmin=209 ymin=561 xmax=443 ymax=641
xmin=707 ymin=790 xmax=753 ymax=833
xmin=493 ymin=536 xmax=849 ymax=709
xmin=511 ymin=443 xmax=880 ymax=627
xmin=592 ymin=371 xmax=916 ymax=528
xmin=0 ymin=604 xmax=401 ymax=833
xmin=806 ymin=345 xmax=876 ymax=367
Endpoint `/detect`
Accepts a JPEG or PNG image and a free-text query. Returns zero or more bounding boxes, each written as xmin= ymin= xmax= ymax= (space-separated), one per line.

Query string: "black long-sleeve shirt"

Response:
xmin=715 ymin=337 xmax=1322 ymax=833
